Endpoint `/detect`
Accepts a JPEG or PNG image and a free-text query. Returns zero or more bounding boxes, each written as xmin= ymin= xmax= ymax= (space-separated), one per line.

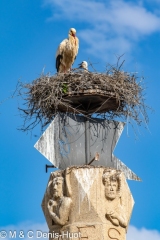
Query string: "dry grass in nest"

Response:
xmin=18 ymin=66 xmax=149 ymax=132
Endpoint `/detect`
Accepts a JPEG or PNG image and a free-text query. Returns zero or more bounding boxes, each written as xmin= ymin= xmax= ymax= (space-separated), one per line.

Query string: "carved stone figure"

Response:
xmin=47 ymin=171 xmax=72 ymax=228
xmin=102 ymin=169 xmax=127 ymax=228
xmin=48 ymin=179 xmax=71 ymax=226
xmin=42 ymin=167 xmax=134 ymax=240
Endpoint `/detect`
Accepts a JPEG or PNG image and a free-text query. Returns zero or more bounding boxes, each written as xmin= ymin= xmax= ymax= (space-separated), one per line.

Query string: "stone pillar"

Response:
xmin=42 ymin=166 xmax=134 ymax=240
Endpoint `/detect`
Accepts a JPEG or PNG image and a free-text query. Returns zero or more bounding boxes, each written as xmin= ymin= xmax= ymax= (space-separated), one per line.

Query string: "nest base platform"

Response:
xmin=58 ymin=90 xmax=122 ymax=114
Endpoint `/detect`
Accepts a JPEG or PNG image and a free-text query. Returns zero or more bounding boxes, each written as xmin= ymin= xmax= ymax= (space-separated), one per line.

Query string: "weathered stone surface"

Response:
xmin=42 ymin=166 xmax=134 ymax=240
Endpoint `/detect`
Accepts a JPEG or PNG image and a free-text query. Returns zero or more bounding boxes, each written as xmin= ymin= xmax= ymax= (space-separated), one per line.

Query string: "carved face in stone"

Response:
xmin=105 ymin=179 xmax=118 ymax=200
xmin=102 ymin=170 xmax=121 ymax=201
xmin=52 ymin=177 xmax=64 ymax=199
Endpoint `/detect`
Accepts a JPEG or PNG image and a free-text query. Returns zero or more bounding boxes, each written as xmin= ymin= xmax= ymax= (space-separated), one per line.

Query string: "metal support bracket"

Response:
xmin=45 ymin=164 xmax=55 ymax=173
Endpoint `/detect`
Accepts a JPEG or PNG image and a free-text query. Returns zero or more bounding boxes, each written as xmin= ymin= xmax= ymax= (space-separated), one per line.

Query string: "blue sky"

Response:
xmin=0 ymin=0 xmax=160 ymax=239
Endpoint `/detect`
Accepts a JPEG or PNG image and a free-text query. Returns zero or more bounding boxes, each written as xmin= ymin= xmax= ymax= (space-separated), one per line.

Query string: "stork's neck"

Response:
xmin=69 ymin=34 xmax=77 ymax=45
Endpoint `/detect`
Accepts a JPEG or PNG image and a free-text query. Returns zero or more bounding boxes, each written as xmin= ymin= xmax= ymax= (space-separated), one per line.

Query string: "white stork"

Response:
xmin=56 ymin=28 xmax=79 ymax=73
xmin=78 ymin=61 xmax=88 ymax=71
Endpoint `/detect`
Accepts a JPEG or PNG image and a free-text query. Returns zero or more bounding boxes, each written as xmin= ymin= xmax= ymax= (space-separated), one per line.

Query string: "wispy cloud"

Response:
xmin=44 ymin=0 xmax=160 ymax=61
xmin=127 ymin=225 xmax=160 ymax=240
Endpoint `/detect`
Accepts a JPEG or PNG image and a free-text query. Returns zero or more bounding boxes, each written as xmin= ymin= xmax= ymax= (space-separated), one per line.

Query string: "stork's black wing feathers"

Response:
xmin=56 ymin=54 xmax=63 ymax=72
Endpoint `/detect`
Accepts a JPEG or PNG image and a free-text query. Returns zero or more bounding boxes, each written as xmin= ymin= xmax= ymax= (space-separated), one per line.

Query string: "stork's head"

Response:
xmin=79 ymin=61 xmax=88 ymax=70
xmin=69 ymin=28 xmax=76 ymax=37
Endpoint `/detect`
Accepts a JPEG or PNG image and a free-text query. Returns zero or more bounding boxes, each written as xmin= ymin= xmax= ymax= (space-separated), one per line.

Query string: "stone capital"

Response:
xmin=42 ymin=166 xmax=134 ymax=240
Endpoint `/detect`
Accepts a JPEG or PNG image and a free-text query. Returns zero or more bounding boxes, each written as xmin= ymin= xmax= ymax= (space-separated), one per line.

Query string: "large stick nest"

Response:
xmin=18 ymin=66 xmax=148 ymax=132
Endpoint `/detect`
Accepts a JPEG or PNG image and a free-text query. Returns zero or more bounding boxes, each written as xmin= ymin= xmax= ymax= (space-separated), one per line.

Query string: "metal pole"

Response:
xmin=85 ymin=118 xmax=90 ymax=164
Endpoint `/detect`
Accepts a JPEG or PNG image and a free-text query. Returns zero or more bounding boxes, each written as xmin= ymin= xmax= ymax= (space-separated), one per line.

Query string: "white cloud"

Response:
xmin=44 ymin=0 xmax=160 ymax=61
xmin=127 ymin=225 xmax=160 ymax=240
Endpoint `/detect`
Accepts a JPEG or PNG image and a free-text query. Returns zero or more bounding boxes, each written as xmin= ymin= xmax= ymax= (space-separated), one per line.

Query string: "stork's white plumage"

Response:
xmin=56 ymin=28 xmax=79 ymax=73
xmin=78 ymin=61 xmax=88 ymax=71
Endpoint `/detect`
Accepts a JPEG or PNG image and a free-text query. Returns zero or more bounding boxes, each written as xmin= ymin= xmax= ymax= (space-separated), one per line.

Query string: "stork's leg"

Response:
xmin=59 ymin=64 xmax=64 ymax=73
xmin=62 ymin=64 xmax=66 ymax=73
